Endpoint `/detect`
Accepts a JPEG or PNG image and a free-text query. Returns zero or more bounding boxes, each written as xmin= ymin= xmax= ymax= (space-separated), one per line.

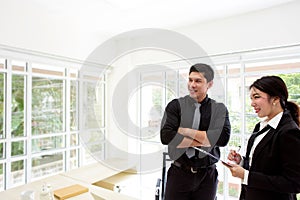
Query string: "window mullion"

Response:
xmin=5 ymin=59 xmax=12 ymax=189
xmin=65 ymin=68 xmax=70 ymax=171
xmin=25 ymin=62 xmax=32 ymax=183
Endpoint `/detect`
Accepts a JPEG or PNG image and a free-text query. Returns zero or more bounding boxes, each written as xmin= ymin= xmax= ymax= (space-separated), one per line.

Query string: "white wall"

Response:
xmin=0 ymin=0 xmax=109 ymax=61
xmin=103 ymin=0 xmax=300 ymax=161
xmin=1 ymin=1 xmax=300 ymax=62
xmin=175 ymin=0 xmax=300 ymax=56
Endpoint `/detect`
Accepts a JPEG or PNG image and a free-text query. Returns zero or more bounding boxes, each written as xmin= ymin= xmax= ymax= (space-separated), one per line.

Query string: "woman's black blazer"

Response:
xmin=241 ymin=111 xmax=300 ymax=200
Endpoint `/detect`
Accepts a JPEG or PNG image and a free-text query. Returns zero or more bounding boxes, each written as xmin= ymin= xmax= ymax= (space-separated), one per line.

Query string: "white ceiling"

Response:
xmin=2 ymin=0 xmax=295 ymax=36
xmin=0 ymin=0 xmax=297 ymax=60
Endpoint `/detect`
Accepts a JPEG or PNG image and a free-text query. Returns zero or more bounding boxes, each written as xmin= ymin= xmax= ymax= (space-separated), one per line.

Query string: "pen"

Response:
xmin=234 ymin=145 xmax=241 ymax=158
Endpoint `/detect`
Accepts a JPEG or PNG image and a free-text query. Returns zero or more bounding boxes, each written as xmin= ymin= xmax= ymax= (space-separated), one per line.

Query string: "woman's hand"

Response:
xmin=227 ymin=149 xmax=242 ymax=164
xmin=228 ymin=164 xmax=245 ymax=179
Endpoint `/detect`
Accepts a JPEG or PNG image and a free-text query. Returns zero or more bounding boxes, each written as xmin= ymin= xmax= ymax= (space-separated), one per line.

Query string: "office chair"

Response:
xmin=155 ymin=152 xmax=171 ymax=200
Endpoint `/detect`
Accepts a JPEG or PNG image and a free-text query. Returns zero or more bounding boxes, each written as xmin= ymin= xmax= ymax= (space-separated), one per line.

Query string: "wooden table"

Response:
xmin=0 ymin=160 xmax=138 ymax=200
xmin=61 ymin=159 xmax=135 ymax=184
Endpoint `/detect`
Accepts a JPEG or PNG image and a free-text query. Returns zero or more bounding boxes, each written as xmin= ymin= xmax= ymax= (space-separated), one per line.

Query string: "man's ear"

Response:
xmin=208 ymin=80 xmax=213 ymax=89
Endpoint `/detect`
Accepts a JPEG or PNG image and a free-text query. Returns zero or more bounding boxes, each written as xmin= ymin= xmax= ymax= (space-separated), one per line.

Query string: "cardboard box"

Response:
xmin=54 ymin=184 xmax=88 ymax=199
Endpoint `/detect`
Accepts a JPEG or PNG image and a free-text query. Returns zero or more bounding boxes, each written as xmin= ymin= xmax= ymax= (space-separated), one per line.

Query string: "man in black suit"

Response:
xmin=161 ymin=63 xmax=231 ymax=200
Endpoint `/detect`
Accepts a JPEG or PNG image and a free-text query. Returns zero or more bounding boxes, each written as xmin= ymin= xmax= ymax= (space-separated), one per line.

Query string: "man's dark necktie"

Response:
xmin=243 ymin=124 xmax=272 ymax=170
xmin=186 ymin=103 xmax=201 ymax=158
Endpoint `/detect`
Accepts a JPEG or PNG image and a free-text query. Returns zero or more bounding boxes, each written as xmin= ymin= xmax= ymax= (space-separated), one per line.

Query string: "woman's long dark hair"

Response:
xmin=250 ymin=75 xmax=299 ymax=126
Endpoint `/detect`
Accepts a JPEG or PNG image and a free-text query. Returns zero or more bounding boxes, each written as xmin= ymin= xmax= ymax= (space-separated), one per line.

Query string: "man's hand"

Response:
xmin=178 ymin=127 xmax=195 ymax=137
xmin=177 ymin=127 xmax=211 ymax=147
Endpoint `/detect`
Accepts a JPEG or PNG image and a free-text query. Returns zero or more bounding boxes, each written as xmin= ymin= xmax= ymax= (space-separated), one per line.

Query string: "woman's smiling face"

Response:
xmin=250 ymin=87 xmax=280 ymax=120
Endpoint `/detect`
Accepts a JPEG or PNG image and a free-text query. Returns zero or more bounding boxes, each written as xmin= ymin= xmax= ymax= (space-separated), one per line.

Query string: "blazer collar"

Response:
xmin=251 ymin=127 xmax=275 ymax=164
xmin=250 ymin=110 xmax=290 ymax=165
xmin=247 ymin=111 xmax=292 ymax=166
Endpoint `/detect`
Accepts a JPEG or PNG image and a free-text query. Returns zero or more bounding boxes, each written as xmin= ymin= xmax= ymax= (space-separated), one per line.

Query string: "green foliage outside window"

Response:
xmin=11 ymin=160 xmax=23 ymax=172
xmin=280 ymin=73 xmax=300 ymax=104
xmin=0 ymin=74 xmax=65 ymax=173
xmin=0 ymin=73 xmax=4 ymax=138
xmin=0 ymin=164 xmax=3 ymax=175
xmin=31 ymin=77 xmax=64 ymax=135
xmin=11 ymin=75 xmax=25 ymax=137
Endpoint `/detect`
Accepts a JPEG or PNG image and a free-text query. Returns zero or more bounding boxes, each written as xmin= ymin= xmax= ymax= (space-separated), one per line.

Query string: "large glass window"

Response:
xmin=11 ymin=160 xmax=25 ymax=186
xmin=32 ymin=77 xmax=64 ymax=135
xmin=70 ymin=80 xmax=78 ymax=131
xmin=79 ymin=75 xmax=106 ymax=164
xmin=0 ymin=72 xmax=4 ymax=139
xmin=30 ymin=66 xmax=66 ymax=180
xmin=31 ymin=152 xmax=63 ymax=179
xmin=140 ymin=72 xmax=165 ymax=142
xmin=0 ymin=52 xmax=106 ymax=190
xmin=0 ymin=59 xmax=4 ymax=190
xmin=11 ymin=75 xmax=25 ymax=138
xmin=0 ymin=163 xmax=3 ymax=190
xmin=137 ymin=46 xmax=300 ymax=200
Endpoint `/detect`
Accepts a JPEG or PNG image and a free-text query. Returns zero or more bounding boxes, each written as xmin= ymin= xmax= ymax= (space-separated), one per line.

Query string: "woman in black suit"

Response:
xmin=226 ymin=76 xmax=300 ymax=200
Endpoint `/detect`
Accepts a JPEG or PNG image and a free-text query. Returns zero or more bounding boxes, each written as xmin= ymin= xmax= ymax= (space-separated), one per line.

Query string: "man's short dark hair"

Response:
xmin=189 ymin=63 xmax=214 ymax=82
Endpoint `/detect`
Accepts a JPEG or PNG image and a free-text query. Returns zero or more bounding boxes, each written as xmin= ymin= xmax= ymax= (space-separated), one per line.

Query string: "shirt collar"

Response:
xmin=188 ymin=95 xmax=209 ymax=105
xmin=260 ymin=111 xmax=283 ymax=130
